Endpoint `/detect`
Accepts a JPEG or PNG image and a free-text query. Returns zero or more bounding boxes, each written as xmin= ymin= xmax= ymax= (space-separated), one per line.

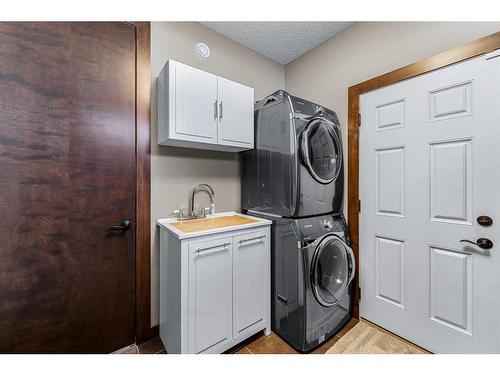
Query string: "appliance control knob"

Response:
xmin=323 ymin=220 xmax=333 ymax=230
xmin=316 ymin=106 xmax=325 ymax=116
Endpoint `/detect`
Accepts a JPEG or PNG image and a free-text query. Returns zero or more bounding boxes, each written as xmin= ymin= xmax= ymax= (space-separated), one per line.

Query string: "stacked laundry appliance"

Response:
xmin=242 ymin=90 xmax=355 ymax=352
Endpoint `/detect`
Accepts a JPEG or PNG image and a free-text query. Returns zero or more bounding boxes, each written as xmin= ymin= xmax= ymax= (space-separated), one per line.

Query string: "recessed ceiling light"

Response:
xmin=195 ymin=42 xmax=210 ymax=60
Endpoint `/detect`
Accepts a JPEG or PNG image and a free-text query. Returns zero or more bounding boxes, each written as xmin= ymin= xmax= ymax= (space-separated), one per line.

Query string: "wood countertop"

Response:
xmin=157 ymin=212 xmax=271 ymax=240
xmin=170 ymin=215 xmax=260 ymax=233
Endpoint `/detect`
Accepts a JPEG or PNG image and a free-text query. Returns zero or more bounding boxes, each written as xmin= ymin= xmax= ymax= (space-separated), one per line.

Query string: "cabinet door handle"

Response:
xmin=195 ymin=243 xmax=230 ymax=257
xmin=214 ymin=100 xmax=218 ymax=121
xmin=219 ymin=101 xmax=223 ymax=120
xmin=238 ymin=236 xmax=264 ymax=247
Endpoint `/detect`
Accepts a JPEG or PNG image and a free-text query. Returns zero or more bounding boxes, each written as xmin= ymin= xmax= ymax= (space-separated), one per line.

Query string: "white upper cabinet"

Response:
xmin=158 ymin=60 xmax=255 ymax=152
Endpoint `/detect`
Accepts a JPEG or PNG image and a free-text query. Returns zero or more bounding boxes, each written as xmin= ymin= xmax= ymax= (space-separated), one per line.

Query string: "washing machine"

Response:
xmin=242 ymin=90 xmax=344 ymax=218
xmin=252 ymin=212 xmax=355 ymax=352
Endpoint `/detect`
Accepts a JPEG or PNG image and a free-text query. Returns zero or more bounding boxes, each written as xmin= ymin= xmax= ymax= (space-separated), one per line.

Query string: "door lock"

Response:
xmin=477 ymin=215 xmax=493 ymax=226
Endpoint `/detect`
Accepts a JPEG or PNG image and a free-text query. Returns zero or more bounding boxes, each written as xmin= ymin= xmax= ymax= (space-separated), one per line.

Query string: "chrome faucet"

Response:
xmin=189 ymin=183 xmax=216 ymax=218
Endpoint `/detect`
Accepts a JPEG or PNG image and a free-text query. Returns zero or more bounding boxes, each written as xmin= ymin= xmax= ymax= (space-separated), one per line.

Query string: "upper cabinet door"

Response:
xmin=217 ymin=77 xmax=254 ymax=149
xmin=158 ymin=60 xmax=218 ymax=145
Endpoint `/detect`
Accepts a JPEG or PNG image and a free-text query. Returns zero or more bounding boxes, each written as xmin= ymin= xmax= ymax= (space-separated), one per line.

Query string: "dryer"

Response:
xmin=242 ymin=90 xmax=344 ymax=218
xmin=252 ymin=212 xmax=355 ymax=352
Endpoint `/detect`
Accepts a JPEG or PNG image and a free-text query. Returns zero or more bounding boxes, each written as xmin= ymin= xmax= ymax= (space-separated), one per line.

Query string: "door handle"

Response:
xmin=109 ymin=219 xmax=132 ymax=232
xmin=214 ymin=100 xmax=218 ymax=121
xmin=219 ymin=101 xmax=223 ymax=120
xmin=460 ymin=238 xmax=493 ymax=249
xmin=195 ymin=243 xmax=230 ymax=257
xmin=238 ymin=236 xmax=264 ymax=247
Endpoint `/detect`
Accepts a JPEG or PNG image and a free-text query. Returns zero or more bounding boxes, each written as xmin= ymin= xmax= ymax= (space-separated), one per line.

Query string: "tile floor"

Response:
xmin=134 ymin=318 xmax=358 ymax=354
xmin=228 ymin=318 xmax=358 ymax=354
xmin=136 ymin=336 xmax=166 ymax=354
xmin=133 ymin=318 xmax=427 ymax=354
xmin=326 ymin=321 xmax=427 ymax=354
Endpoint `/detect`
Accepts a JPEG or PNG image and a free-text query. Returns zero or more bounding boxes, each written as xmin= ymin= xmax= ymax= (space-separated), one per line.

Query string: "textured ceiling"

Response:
xmin=200 ymin=22 xmax=353 ymax=65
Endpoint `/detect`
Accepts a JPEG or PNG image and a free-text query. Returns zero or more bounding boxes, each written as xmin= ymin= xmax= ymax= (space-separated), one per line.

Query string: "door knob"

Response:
xmin=109 ymin=219 xmax=132 ymax=232
xmin=460 ymin=238 xmax=493 ymax=249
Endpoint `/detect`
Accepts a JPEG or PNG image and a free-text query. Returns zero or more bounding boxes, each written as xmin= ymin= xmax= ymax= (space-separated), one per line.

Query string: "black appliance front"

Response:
xmin=298 ymin=116 xmax=344 ymax=217
xmin=266 ymin=214 xmax=354 ymax=353
xmin=242 ymin=90 xmax=343 ymax=218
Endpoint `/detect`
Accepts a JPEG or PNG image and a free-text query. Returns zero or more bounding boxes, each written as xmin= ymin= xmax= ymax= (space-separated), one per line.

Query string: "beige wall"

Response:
xmin=150 ymin=21 xmax=499 ymax=327
xmin=150 ymin=22 xmax=285 ymax=325
xmin=285 ymin=22 xmax=500 ymax=218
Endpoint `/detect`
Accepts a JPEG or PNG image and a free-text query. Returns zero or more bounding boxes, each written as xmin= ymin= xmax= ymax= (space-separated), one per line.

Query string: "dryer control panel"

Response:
xmin=295 ymin=214 xmax=347 ymax=241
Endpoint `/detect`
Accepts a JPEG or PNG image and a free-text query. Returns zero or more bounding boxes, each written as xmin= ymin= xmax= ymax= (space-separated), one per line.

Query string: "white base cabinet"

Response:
xmin=159 ymin=225 xmax=271 ymax=354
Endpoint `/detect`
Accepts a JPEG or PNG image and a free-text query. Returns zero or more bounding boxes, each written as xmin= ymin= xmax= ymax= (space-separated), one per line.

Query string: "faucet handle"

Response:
xmin=173 ymin=209 xmax=184 ymax=220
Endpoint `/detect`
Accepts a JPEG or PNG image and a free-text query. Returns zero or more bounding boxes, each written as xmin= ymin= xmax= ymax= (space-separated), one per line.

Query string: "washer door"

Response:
xmin=311 ymin=235 xmax=355 ymax=307
xmin=301 ymin=118 xmax=342 ymax=184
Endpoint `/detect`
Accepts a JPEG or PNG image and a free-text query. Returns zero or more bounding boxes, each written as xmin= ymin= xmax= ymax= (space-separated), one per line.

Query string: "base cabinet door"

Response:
xmin=232 ymin=230 xmax=269 ymax=339
xmin=188 ymin=237 xmax=233 ymax=353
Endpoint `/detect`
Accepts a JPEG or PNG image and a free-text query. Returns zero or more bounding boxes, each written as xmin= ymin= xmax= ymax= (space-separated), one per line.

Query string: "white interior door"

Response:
xmin=360 ymin=52 xmax=500 ymax=353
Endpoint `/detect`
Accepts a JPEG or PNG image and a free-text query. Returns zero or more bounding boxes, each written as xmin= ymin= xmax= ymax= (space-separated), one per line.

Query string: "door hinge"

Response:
xmin=358 ymin=112 xmax=361 ymax=126
xmin=358 ymin=287 xmax=361 ymax=301
xmin=358 ymin=199 xmax=361 ymax=213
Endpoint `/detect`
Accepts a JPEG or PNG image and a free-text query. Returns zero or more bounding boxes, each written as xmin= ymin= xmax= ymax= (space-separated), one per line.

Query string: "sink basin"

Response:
xmin=170 ymin=214 xmax=259 ymax=233
xmin=157 ymin=212 xmax=270 ymax=239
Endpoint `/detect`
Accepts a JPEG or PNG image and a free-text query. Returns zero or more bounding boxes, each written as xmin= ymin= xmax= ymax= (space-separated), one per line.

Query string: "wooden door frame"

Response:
xmin=347 ymin=32 xmax=500 ymax=320
xmin=133 ymin=21 xmax=152 ymax=344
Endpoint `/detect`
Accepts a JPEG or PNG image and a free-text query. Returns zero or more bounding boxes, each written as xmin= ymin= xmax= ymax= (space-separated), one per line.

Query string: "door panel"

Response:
xmin=233 ymin=230 xmax=268 ymax=338
xmin=0 ymin=22 xmax=136 ymax=353
xmin=375 ymin=236 xmax=405 ymax=308
xmin=360 ymin=53 xmax=500 ymax=353
xmin=173 ymin=61 xmax=218 ymax=143
xmin=429 ymin=81 xmax=473 ymax=121
xmin=429 ymin=139 xmax=473 ymax=224
xmin=429 ymin=246 xmax=473 ymax=335
xmin=217 ymin=77 xmax=254 ymax=148
xmin=376 ymin=99 xmax=405 ymax=130
xmin=188 ymin=237 xmax=233 ymax=353
xmin=375 ymin=147 xmax=405 ymax=217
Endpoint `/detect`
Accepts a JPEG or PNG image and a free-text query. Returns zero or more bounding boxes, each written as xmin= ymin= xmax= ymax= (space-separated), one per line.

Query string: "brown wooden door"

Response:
xmin=0 ymin=22 xmax=137 ymax=353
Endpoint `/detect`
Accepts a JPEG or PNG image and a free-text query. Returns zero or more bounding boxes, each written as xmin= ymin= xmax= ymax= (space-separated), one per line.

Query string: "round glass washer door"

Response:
xmin=301 ymin=118 xmax=342 ymax=184
xmin=311 ymin=235 xmax=353 ymax=307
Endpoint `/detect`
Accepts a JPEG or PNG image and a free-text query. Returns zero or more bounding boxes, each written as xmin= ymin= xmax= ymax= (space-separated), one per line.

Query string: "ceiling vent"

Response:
xmin=194 ymin=42 xmax=210 ymax=60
